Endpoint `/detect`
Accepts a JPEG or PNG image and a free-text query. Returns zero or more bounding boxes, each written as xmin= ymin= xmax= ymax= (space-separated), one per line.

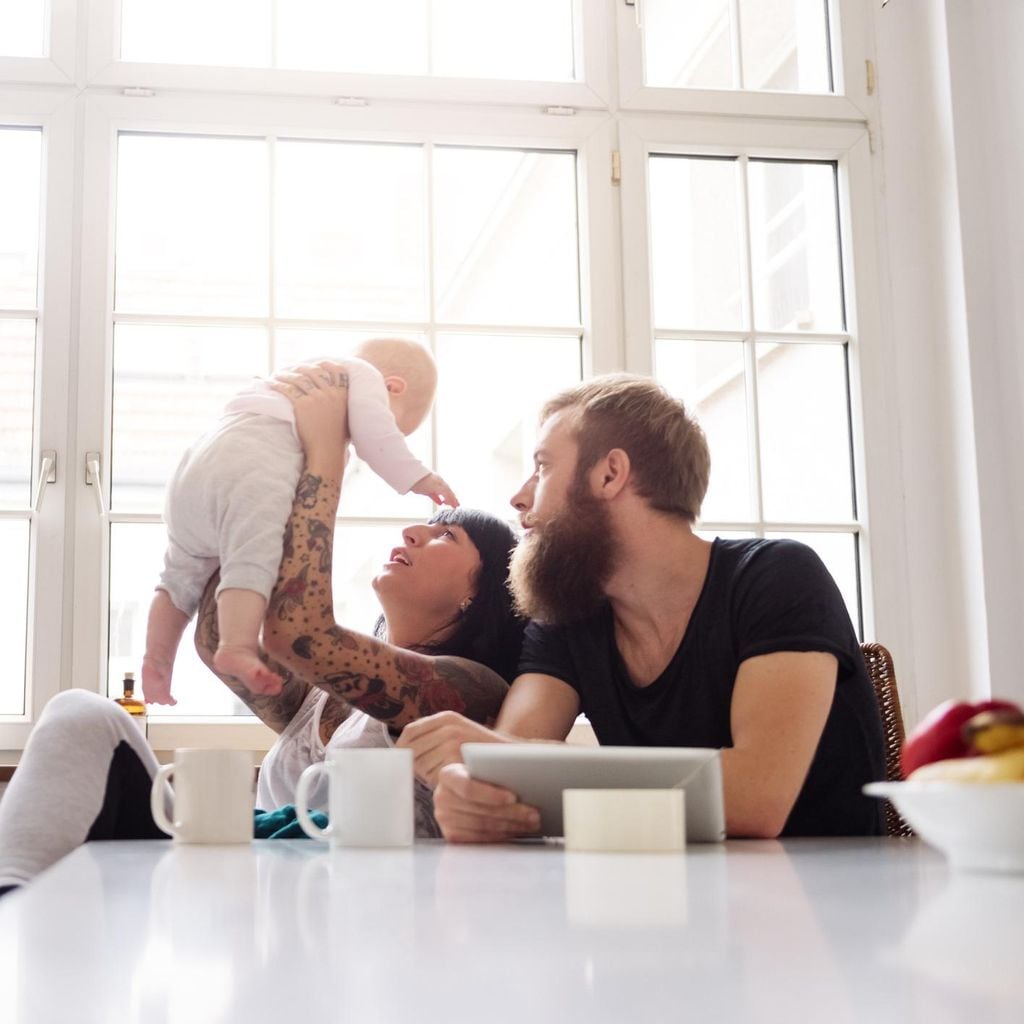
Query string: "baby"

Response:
xmin=142 ymin=337 xmax=456 ymax=704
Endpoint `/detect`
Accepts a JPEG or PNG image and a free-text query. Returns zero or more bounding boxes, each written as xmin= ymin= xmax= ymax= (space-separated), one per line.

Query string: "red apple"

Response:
xmin=900 ymin=698 xmax=1021 ymax=778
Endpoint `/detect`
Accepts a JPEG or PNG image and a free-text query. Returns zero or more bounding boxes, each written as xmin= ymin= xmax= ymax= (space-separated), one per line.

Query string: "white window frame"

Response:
xmin=2 ymin=0 xmax=901 ymax=751
xmin=72 ymin=92 xmax=620 ymax=750
xmin=0 ymin=91 xmax=76 ymax=753
xmin=617 ymin=112 xmax=909 ymax=660
xmin=615 ymin=0 xmax=874 ymax=121
xmin=0 ymin=0 xmax=77 ymax=84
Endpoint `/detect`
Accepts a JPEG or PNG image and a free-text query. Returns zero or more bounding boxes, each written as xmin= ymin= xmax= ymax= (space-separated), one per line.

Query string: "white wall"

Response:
xmin=873 ymin=0 xmax=1024 ymax=718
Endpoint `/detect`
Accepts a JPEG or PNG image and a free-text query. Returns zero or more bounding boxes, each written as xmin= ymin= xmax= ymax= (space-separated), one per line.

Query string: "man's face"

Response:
xmin=509 ymin=410 xmax=579 ymax=532
xmin=508 ymin=412 xmax=618 ymax=624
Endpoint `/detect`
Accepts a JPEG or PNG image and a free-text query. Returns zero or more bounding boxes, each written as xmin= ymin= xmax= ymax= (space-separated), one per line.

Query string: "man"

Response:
xmin=398 ymin=375 xmax=885 ymax=841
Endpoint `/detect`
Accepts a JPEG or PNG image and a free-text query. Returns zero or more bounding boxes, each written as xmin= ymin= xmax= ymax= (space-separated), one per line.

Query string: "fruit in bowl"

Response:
xmin=865 ymin=698 xmax=1024 ymax=872
xmin=902 ymin=701 xmax=1024 ymax=781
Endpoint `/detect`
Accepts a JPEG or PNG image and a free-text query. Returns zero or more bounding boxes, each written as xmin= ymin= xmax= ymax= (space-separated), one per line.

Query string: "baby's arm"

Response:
xmin=346 ymin=368 xmax=435 ymax=495
xmin=408 ymin=472 xmax=459 ymax=508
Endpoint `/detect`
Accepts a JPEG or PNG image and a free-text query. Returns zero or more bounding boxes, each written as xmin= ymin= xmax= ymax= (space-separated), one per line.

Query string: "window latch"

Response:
xmin=32 ymin=450 xmax=56 ymax=513
xmin=85 ymin=452 xmax=110 ymax=517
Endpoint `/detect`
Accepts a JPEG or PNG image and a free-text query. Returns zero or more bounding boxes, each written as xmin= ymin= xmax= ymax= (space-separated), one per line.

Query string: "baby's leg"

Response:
xmin=142 ymin=589 xmax=191 ymax=705
xmin=213 ymin=588 xmax=284 ymax=695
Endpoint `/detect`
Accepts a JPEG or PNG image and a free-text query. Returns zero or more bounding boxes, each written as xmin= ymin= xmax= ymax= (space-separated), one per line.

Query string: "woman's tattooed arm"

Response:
xmin=264 ymin=472 xmax=508 ymax=731
xmin=194 ymin=571 xmax=312 ymax=734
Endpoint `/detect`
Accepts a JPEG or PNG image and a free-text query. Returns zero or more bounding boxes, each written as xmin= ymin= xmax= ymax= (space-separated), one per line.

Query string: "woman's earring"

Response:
xmin=459 ymin=598 xmax=472 ymax=614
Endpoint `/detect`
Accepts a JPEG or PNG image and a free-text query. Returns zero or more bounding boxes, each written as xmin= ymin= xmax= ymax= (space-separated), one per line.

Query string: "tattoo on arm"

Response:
xmin=264 ymin=468 xmax=509 ymax=735
xmin=193 ymin=571 xmax=311 ymax=734
xmin=295 ymin=473 xmax=323 ymax=509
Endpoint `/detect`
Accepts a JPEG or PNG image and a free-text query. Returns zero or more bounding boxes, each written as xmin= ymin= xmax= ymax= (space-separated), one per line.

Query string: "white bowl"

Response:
xmin=865 ymin=780 xmax=1024 ymax=873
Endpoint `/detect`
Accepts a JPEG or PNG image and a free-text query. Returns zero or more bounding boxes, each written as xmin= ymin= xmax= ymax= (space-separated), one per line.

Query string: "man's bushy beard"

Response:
xmin=509 ymin=477 xmax=617 ymax=625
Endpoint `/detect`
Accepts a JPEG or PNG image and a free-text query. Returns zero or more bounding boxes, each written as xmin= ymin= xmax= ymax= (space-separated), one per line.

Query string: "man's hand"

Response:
xmin=397 ymin=710 xmax=505 ymax=788
xmin=432 ymin=764 xmax=540 ymax=843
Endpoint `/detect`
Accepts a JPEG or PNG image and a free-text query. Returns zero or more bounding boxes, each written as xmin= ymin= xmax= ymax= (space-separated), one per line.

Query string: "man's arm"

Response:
xmin=721 ymin=650 xmax=837 ymax=838
xmin=397 ymin=673 xmax=580 ymax=843
xmin=398 ymin=673 xmax=580 ymax=786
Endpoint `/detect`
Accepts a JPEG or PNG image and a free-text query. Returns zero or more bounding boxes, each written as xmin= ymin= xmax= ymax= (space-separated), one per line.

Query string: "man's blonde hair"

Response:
xmin=541 ymin=374 xmax=710 ymax=522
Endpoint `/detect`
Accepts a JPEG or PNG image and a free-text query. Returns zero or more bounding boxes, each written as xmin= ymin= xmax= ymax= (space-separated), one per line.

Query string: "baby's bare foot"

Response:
xmin=213 ymin=646 xmax=283 ymax=695
xmin=142 ymin=654 xmax=177 ymax=706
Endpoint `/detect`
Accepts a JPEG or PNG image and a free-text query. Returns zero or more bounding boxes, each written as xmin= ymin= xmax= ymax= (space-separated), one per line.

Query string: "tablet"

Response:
xmin=461 ymin=744 xmax=726 ymax=843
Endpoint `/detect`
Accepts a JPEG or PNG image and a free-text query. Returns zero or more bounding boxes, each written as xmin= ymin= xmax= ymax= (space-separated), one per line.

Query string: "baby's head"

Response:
xmin=354 ymin=337 xmax=438 ymax=435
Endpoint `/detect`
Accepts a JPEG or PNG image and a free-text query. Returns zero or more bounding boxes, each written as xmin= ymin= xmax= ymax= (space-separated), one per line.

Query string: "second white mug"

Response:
xmin=295 ymin=748 xmax=414 ymax=848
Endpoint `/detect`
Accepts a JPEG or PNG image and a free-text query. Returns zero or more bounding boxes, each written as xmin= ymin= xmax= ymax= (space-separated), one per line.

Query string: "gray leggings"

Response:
xmin=0 ymin=691 xmax=169 ymax=888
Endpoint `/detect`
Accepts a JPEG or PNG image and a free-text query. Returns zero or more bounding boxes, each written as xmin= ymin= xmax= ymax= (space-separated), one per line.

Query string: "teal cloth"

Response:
xmin=253 ymin=804 xmax=328 ymax=839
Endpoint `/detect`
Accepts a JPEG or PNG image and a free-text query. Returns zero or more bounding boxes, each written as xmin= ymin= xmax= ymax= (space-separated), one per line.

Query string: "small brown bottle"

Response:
xmin=114 ymin=671 xmax=147 ymax=736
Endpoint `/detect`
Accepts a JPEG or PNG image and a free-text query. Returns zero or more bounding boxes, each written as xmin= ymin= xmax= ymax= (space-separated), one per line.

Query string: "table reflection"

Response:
xmin=891 ymin=872 xmax=1024 ymax=1000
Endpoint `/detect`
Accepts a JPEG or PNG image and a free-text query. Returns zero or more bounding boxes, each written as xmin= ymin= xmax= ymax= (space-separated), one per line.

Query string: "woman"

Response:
xmin=0 ymin=364 xmax=524 ymax=893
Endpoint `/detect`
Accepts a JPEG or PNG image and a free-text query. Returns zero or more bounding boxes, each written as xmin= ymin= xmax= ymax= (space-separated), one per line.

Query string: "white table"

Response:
xmin=0 ymin=837 xmax=1020 ymax=1023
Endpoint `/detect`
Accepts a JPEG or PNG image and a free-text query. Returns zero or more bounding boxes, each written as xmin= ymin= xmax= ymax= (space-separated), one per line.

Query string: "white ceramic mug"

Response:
xmin=295 ymin=748 xmax=414 ymax=848
xmin=150 ymin=748 xmax=254 ymax=844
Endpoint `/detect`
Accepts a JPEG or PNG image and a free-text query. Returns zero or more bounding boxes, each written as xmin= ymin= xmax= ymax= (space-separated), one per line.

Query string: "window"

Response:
xmin=642 ymin=0 xmax=832 ymax=93
xmin=3 ymin=0 xmax=887 ymax=748
xmin=119 ymin=0 xmax=577 ymax=80
xmin=0 ymin=128 xmax=41 ymax=715
xmin=103 ymin=130 xmax=584 ymax=720
xmin=645 ymin=153 xmax=859 ymax=625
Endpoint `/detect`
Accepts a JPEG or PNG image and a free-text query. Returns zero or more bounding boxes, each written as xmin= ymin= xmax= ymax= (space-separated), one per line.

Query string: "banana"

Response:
xmin=909 ymin=746 xmax=1024 ymax=783
xmin=970 ymin=723 xmax=1024 ymax=755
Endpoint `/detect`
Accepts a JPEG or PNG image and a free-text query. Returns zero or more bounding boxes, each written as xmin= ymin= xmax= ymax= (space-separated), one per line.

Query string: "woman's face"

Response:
xmin=373 ymin=521 xmax=482 ymax=626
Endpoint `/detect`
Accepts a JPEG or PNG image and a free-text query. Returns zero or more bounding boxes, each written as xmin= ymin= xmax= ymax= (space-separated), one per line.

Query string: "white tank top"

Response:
xmin=256 ymin=688 xmax=440 ymax=838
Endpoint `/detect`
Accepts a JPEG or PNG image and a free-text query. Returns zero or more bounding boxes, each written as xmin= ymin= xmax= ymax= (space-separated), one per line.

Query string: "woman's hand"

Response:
xmin=397 ymin=710 xmax=508 ymax=788
xmin=269 ymin=361 xmax=351 ymax=478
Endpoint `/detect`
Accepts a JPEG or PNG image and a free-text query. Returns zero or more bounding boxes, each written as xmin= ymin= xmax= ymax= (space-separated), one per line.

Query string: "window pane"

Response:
xmin=0 ymin=1 xmax=45 ymax=57
xmin=120 ymin=0 xmax=272 ymax=67
xmin=275 ymin=141 xmax=425 ymax=321
xmin=115 ymin=134 xmax=269 ymax=316
xmin=644 ymin=0 xmax=735 ymax=89
xmin=433 ymin=148 xmax=580 ymax=326
xmin=649 ymin=156 xmax=744 ymax=330
xmin=435 ymin=334 xmax=580 ymax=515
xmin=431 ymin=0 xmax=575 ymax=81
xmin=739 ymin=0 xmax=831 ymax=93
xmin=330 ymin=524 xmax=397 ymax=635
xmin=0 ymin=521 xmax=29 ymax=714
xmin=120 ymin=0 xmax=576 ymax=80
xmin=655 ymin=339 xmax=752 ymax=522
xmin=108 ymin=523 xmax=251 ymax=717
xmin=277 ymin=0 xmax=427 ymax=75
xmin=766 ymin=530 xmax=861 ymax=636
xmin=757 ymin=342 xmax=853 ymax=521
xmin=274 ymin=328 xmax=433 ymax=521
xmin=748 ymin=160 xmax=843 ymax=332
xmin=0 ymin=128 xmax=41 ymax=309
xmin=643 ymin=0 xmax=833 ymax=94
xmin=0 ymin=319 xmax=36 ymax=508
xmin=111 ymin=324 xmax=268 ymax=513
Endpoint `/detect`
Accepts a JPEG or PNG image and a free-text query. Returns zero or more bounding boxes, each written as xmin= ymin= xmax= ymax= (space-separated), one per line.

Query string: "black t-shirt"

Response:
xmin=518 ymin=538 xmax=885 ymax=837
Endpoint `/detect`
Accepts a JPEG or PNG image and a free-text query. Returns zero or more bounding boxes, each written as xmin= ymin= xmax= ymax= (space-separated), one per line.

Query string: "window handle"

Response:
xmin=85 ymin=451 xmax=109 ymax=516
xmin=33 ymin=450 xmax=57 ymax=513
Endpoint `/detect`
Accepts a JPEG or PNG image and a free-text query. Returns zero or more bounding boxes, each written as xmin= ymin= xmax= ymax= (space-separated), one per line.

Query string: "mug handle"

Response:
xmin=295 ymin=763 xmax=333 ymax=841
xmin=151 ymin=763 xmax=178 ymax=838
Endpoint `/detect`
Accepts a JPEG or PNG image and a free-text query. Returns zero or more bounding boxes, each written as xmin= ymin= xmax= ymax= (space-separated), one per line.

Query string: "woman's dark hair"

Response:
xmin=374 ymin=508 xmax=526 ymax=683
